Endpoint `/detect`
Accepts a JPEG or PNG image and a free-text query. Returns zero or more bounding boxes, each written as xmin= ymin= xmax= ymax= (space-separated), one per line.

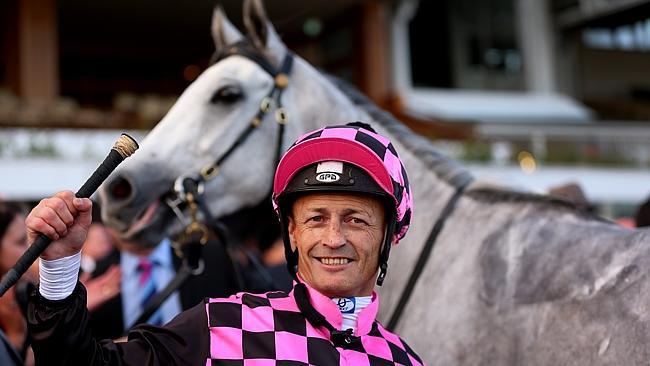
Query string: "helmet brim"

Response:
xmin=273 ymin=138 xmax=394 ymax=202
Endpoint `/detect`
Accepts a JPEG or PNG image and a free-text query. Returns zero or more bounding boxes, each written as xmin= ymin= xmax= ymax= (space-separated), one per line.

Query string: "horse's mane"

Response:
xmin=327 ymin=75 xmax=608 ymax=220
xmin=467 ymin=188 xmax=612 ymax=222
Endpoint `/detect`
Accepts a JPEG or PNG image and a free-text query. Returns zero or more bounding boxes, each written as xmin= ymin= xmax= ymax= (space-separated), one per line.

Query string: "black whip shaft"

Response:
xmin=0 ymin=147 xmax=131 ymax=297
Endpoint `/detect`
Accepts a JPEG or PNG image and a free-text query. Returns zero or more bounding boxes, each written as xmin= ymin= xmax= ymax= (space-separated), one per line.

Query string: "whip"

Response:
xmin=0 ymin=134 xmax=139 ymax=297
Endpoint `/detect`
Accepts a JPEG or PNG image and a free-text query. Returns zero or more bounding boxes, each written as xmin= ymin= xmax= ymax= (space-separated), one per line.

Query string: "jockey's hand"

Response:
xmin=25 ymin=191 xmax=92 ymax=260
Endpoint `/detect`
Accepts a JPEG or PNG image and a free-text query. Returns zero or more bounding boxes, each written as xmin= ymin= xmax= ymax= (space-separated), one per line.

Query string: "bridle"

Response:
xmin=163 ymin=41 xmax=294 ymax=258
xmin=129 ymin=42 xmax=295 ymax=330
xmin=198 ymin=43 xmax=295 ymax=182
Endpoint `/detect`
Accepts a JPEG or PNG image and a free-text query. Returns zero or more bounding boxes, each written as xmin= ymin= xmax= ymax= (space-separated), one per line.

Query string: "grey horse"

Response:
xmin=98 ymin=1 xmax=650 ymax=364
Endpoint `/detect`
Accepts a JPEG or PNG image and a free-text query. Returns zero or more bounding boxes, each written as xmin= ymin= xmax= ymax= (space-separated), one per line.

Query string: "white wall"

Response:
xmin=0 ymin=128 xmax=147 ymax=200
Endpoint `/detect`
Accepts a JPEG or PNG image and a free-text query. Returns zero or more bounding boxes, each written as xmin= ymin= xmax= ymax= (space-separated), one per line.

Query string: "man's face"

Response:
xmin=288 ymin=192 xmax=386 ymax=298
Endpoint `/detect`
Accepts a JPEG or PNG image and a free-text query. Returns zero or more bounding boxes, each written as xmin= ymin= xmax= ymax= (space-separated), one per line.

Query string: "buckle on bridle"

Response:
xmin=275 ymin=73 xmax=289 ymax=88
xmin=275 ymin=108 xmax=288 ymax=124
xmin=173 ymin=175 xmax=205 ymax=201
xmin=260 ymin=97 xmax=273 ymax=114
xmin=182 ymin=221 xmax=209 ymax=246
xmin=200 ymin=164 xmax=220 ymax=180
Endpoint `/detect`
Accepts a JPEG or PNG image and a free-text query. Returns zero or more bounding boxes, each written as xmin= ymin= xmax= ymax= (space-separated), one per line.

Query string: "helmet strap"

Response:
xmin=376 ymin=213 xmax=396 ymax=286
xmin=278 ymin=208 xmax=299 ymax=281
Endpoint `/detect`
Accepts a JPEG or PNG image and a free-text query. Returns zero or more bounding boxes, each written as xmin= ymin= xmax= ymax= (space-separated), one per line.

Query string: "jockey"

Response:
xmin=24 ymin=122 xmax=423 ymax=365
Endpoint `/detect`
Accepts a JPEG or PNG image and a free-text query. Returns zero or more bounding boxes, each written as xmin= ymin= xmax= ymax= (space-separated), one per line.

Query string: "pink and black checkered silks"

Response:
xmin=205 ymin=283 xmax=424 ymax=365
xmin=273 ymin=124 xmax=413 ymax=244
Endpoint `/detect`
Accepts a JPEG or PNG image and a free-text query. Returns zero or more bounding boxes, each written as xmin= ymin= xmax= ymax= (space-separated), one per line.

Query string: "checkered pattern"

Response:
xmin=273 ymin=124 xmax=413 ymax=244
xmin=205 ymin=287 xmax=423 ymax=365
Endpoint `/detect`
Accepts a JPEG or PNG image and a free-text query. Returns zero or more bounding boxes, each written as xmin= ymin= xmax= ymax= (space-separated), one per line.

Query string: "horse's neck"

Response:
xmin=374 ymin=137 xmax=462 ymax=318
xmin=286 ymin=60 xmax=374 ymax=139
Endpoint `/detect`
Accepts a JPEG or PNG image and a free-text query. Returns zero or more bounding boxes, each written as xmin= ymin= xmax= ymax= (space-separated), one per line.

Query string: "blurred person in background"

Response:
xmin=78 ymin=202 xmax=121 ymax=313
xmin=1 ymin=200 xmax=126 ymax=363
xmin=80 ymin=202 xmax=115 ymax=274
xmin=87 ymin=225 xmax=240 ymax=340
xmin=0 ymin=201 xmax=36 ymax=366
xmin=219 ymin=201 xmax=292 ymax=292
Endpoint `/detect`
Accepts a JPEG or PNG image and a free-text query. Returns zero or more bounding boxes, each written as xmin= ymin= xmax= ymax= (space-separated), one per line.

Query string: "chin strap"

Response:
xmin=376 ymin=213 xmax=396 ymax=286
xmin=278 ymin=212 xmax=299 ymax=281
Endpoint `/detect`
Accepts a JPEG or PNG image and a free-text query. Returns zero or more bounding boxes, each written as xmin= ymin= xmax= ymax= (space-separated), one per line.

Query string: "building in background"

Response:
xmin=1 ymin=0 xmax=649 ymax=219
xmin=389 ymin=0 xmax=650 ymax=218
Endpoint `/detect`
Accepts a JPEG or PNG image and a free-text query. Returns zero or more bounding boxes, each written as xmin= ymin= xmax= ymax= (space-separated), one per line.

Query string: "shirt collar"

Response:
xmin=121 ymin=238 xmax=172 ymax=276
xmin=293 ymin=278 xmax=380 ymax=336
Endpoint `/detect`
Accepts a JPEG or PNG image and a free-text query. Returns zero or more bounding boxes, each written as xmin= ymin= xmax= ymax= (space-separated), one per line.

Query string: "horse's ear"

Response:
xmin=243 ymin=0 xmax=287 ymax=62
xmin=212 ymin=5 xmax=243 ymax=53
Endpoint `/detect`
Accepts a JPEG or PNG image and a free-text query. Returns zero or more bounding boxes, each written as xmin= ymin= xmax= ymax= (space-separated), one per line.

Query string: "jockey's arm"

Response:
xmin=27 ymin=282 xmax=210 ymax=365
xmin=24 ymin=191 xmax=211 ymax=364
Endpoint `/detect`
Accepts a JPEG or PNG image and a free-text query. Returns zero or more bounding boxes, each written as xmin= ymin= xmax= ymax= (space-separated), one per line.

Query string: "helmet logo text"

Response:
xmin=316 ymin=172 xmax=340 ymax=183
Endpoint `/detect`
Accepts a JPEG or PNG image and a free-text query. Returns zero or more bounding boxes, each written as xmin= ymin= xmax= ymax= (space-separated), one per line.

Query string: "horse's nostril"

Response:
xmin=109 ymin=176 xmax=132 ymax=201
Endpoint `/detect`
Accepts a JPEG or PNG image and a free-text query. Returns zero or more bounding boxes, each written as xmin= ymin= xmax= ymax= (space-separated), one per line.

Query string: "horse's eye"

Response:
xmin=210 ymin=85 xmax=243 ymax=104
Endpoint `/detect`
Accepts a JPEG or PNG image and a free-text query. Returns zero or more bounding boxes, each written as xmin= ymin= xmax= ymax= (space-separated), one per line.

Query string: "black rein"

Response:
xmin=386 ymin=182 xmax=468 ymax=331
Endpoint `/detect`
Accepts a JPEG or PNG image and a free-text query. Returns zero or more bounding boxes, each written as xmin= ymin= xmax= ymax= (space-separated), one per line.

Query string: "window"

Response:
xmin=408 ymin=0 xmax=523 ymax=90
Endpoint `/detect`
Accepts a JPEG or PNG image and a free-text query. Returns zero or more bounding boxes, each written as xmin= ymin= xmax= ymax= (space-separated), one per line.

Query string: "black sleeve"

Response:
xmin=27 ymin=282 xmax=210 ymax=366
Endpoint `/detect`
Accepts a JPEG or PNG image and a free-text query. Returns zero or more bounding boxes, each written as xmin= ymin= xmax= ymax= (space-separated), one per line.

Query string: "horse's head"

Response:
xmin=98 ymin=0 xmax=366 ymax=246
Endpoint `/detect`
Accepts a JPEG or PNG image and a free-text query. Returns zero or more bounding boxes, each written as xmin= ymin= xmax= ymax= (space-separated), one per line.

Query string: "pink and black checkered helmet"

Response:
xmin=273 ymin=123 xmax=413 ymax=284
xmin=273 ymin=122 xmax=413 ymax=244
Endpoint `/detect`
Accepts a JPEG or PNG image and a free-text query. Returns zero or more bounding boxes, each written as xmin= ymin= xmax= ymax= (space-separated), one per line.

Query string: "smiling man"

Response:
xmin=24 ymin=123 xmax=423 ymax=365
xmin=288 ymin=193 xmax=385 ymax=298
